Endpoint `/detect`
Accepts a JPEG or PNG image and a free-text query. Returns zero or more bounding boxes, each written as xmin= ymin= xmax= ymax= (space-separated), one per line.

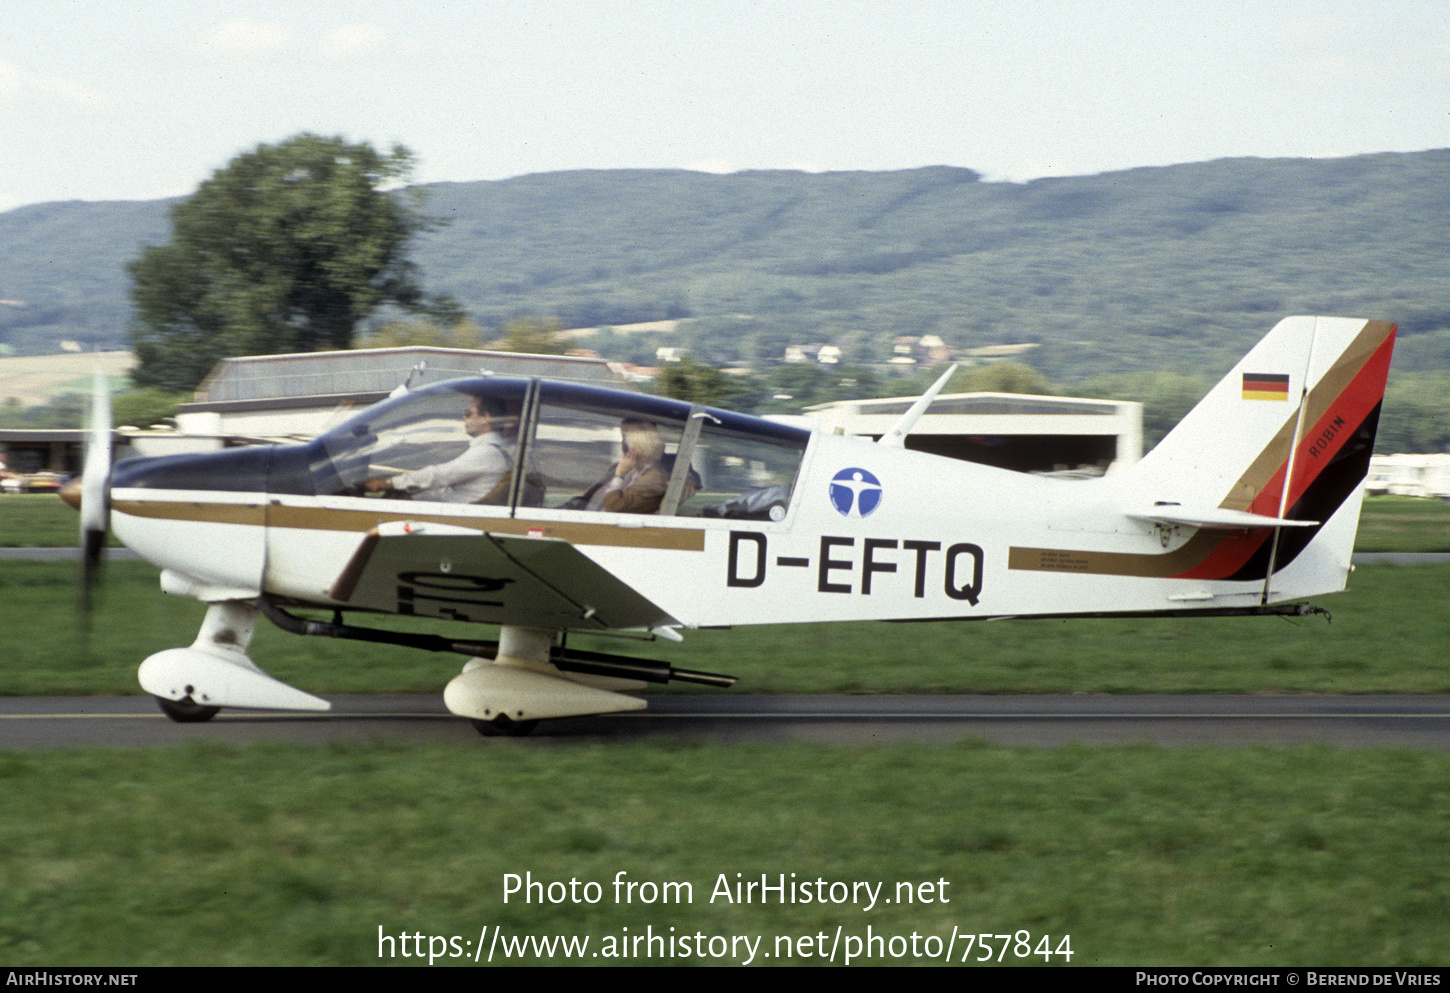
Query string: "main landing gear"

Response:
xmin=445 ymin=627 xmax=648 ymax=737
xmin=448 ymin=626 xmax=739 ymax=737
xmin=154 ymin=696 xmax=221 ymax=723
xmin=469 ymin=715 xmax=541 ymax=737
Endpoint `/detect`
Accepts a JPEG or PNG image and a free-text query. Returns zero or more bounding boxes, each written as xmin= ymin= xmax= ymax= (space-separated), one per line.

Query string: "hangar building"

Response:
xmin=801 ymin=392 xmax=1143 ymax=475
xmin=161 ymin=347 xmax=633 ymax=452
xmin=6 ymin=349 xmax=1142 ymax=481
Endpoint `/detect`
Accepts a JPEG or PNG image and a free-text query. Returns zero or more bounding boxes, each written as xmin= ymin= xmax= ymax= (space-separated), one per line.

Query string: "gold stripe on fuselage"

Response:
xmin=1007 ymin=532 xmax=1222 ymax=579
xmin=112 ymin=497 xmax=706 ymax=552
xmin=112 ymin=498 xmax=267 ymax=527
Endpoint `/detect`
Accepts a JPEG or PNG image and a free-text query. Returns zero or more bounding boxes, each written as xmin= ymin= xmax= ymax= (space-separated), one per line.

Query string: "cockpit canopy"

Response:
xmin=312 ymin=378 xmax=811 ymax=520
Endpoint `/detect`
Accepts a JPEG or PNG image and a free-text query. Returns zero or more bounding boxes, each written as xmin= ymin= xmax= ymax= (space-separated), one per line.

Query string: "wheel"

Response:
xmin=470 ymin=714 xmax=539 ymax=737
xmin=155 ymin=696 xmax=220 ymax=723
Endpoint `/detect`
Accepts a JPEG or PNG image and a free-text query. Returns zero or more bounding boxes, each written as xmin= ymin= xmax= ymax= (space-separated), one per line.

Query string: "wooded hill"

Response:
xmin=3 ymin=149 xmax=1448 ymax=390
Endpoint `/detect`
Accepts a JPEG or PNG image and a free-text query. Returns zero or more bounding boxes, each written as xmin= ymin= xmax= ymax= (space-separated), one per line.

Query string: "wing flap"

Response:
xmin=331 ymin=521 xmax=676 ymax=630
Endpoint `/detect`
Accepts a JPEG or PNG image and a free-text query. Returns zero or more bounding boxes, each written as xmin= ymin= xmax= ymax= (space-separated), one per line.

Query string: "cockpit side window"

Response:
xmin=311 ymin=380 xmax=529 ymax=503
xmin=528 ymin=384 xmax=809 ymax=520
xmin=531 ymin=389 xmax=688 ymax=516
xmin=684 ymin=416 xmax=808 ymax=522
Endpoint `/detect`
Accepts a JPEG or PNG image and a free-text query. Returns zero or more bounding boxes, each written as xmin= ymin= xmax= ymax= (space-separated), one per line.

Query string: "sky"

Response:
xmin=2 ymin=0 xmax=1448 ymax=213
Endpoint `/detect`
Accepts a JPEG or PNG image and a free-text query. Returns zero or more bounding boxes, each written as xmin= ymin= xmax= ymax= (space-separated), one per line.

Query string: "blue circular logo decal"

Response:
xmin=829 ymin=468 xmax=882 ymax=518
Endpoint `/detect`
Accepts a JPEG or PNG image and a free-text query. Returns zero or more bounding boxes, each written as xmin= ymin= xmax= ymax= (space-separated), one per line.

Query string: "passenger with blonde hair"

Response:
xmin=581 ymin=419 xmax=670 ymax=514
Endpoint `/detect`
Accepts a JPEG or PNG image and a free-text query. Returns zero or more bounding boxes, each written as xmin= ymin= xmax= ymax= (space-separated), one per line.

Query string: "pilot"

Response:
xmin=365 ymin=395 xmax=516 ymax=503
xmin=577 ymin=419 xmax=670 ymax=514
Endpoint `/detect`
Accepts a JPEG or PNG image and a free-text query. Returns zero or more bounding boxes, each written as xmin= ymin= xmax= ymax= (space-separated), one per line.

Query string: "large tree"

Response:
xmin=129 ymin=134 xmax=453 ymax=390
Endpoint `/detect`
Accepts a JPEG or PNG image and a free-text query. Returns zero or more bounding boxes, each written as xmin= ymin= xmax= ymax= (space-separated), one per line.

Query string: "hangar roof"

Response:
xmin=808 ymin=392 xmax=1125 ymax=419
xmin=192 ymin=347 xmax=631 ymax=407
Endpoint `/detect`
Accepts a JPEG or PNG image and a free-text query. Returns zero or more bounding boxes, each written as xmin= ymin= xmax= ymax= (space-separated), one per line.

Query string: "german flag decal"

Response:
xmin=1242 ymin=372 xmax=1290 ymax=400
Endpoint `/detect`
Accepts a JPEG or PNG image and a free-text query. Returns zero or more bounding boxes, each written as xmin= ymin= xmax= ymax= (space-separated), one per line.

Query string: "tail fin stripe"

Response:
xmin=1176 ymin=399 xmax=1384 ymax=581
xmin=1215 ymin=401 xmax=1383 ymax=582
xmin=1177 ymin=323 xmax=1394 ymax=581
xmin=1223 ymin=321 xmax=1396 ymax=519
xmin=1275 ymin=323 xmax=1395 ymax=514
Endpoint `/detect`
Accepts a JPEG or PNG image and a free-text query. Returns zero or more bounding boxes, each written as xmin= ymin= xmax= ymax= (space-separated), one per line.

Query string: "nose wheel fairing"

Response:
xmin=139 ymin=600 xmax=331 ymax=719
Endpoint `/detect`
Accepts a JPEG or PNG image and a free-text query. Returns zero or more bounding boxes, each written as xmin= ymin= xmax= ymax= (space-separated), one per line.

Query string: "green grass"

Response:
xmin=0 ymin=493 xmax=123 ymax=547
xmin=0 ymin=494 xmax=88 ymax=547
xmin=1 ymin=741 xmax=1447 ymax=965
xmin=1 ymin=559 xmax=1447 ymax=696
xmin=1355 ymin=495 xmax=1450 ymax=552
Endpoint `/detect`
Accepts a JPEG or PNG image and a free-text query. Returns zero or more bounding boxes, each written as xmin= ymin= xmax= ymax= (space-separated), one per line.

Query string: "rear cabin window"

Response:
xmin=530 ymin=383 xmax=809 ymax=521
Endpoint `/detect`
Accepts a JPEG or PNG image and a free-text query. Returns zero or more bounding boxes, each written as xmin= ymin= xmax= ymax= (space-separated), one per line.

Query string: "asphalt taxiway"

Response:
xmin=5 ymin=693 xmax=1450 ymax=749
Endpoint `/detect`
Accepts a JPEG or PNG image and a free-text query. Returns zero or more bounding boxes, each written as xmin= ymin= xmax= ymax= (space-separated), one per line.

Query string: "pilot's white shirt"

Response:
xmin=394 ymin=432 xmax=512 ymax=503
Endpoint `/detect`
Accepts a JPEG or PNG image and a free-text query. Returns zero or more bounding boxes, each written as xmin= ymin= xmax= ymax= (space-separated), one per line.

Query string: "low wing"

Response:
xmin=330 ymin=521 xmax=677 ymax=631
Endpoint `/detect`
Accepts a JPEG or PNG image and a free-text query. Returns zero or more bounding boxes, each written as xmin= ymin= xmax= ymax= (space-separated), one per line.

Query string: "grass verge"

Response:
xmin=0 ymin=741 xmax=1446 ymax=966
xmin=1353 ymin=495 xmax=1450 ymax=552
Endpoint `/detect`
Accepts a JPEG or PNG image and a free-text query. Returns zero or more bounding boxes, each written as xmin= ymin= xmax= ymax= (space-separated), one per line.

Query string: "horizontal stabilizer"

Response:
xmin=1126 ymin=504 xmax=1319 ymax=530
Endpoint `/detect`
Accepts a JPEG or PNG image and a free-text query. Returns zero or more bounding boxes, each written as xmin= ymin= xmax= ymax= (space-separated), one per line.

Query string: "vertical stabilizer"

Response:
xmin=1117 ymin=316 xmax=1395 ymax=595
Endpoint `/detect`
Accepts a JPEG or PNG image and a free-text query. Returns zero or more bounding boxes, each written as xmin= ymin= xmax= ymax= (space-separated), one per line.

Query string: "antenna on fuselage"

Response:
xmin=877 ymin=364 xmax=957 ymax=447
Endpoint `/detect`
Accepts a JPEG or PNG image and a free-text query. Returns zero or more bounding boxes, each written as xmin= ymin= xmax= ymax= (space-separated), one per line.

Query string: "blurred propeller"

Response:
xmin=72 ymin=371 xmax=112 ymax=621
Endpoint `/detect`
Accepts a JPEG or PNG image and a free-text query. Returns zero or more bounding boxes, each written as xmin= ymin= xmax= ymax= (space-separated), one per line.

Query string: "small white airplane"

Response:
xmin=66 ymin=315 xmax=1395 ymax=735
